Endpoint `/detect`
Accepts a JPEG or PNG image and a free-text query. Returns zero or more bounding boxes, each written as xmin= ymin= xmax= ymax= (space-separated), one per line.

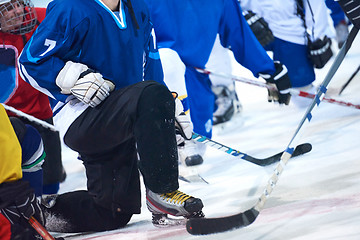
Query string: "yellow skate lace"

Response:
xmin=160 ymin=190 xmax=191 ymax=205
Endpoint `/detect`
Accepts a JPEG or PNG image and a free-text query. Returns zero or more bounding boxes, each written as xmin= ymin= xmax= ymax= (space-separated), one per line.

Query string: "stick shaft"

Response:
xmin=255 ymin=26 xmax=359 ymax=212
xmin=195 ymin=66 xmax=360 ymax=110
xmin=29 ymin=216 xmax=55 ymax=240
xmin=1 ymin=104 xmax=58 ymax=132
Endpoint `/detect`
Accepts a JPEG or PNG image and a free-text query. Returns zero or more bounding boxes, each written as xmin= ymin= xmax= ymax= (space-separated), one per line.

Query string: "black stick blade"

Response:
xmin=186 ymin=208 xmax=259 ymax=235
xmin=245 ymin=143 xmax=312 ymax=166
xmin=293 ymin=142 xmax=312 ymax=158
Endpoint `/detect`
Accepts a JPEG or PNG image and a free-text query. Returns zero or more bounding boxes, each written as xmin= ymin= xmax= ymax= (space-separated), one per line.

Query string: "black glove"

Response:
xmin=243 ymin=10 xmax=274 ymax=47
xmin=0 ymin=180 xmax=45 ymax=239
xmin=259 ymin=61 xmax=292 ymax=105
xmin=336 ymin=0 xmax=360 ymax=29
xmin=307 ymin=36 xmax=333 ymax=69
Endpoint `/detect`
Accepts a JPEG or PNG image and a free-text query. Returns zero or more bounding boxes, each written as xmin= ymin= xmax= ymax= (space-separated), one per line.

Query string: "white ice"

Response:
xmin=31 ymin=1 xmax=360 ymax=239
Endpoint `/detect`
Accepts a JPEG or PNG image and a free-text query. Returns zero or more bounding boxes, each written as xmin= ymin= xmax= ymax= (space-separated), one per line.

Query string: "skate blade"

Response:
xmin=152 ymin=214 xmax=187 ymax=227
xmin=152 ymin=211 xmax=205 ymax=227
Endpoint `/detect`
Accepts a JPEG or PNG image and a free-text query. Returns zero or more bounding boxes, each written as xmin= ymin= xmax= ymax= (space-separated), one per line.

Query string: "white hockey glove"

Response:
xmin=173 ymin=92 xmax=193 ymax=146
xmin=56 ymin=61 xmax=115 ymax=107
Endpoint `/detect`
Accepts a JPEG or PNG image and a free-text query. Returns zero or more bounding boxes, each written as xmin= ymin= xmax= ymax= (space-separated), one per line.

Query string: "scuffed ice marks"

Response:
xmin=45 ymin=211 xmax=73 ymax=233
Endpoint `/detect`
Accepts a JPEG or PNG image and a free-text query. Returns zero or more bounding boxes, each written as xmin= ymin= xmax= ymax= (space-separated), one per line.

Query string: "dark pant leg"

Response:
xmin=45 ymin=190 xmax=132 ymax=233
xmin=45 ymin=139 xmax=139 ymax=232
xmin=135 ymin=83 xmax=179 ymax=193
xmin=80 ymin=139 xmax=142 ymax=214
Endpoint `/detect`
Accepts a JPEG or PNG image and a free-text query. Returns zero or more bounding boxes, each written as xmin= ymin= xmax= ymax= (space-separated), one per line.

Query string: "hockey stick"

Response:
xmin=195 ymin=68 xmax=360 ymax=110
xmin=29 ymin=216 xmax=57 ymax=240
xmin=192 ymin=132 xmax=311 ymax=166
xmin=187 ymin=26 xmax=359 ymax=235
xmin=338 ymin=64 xmax=360 ymax=95
xmin=1 ymin=104 xmax=58 ymax=132
xmin=2 ymin=102 xmax=311 ymax=166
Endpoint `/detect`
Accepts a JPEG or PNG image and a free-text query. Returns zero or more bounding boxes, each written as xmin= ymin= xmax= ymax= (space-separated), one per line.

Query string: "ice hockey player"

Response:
xmin=19 ymin=0 xmax=204 ymax=233
xmin=0 ymin=104 xmax=46 ymax=240
xmin=240 ymin=0 xmax=334 ymax=108
xmin=145 ymin=0 xmax=292 ymax=166
xmin=0 ymin=0 xmax=66 ymax=195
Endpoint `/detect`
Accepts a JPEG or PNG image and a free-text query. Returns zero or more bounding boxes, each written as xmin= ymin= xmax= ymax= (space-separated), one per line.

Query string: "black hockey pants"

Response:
xmin=49 ymin=81 xmax=179 ymax=232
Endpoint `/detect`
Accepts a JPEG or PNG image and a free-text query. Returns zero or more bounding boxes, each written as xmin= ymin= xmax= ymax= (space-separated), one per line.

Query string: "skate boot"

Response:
xmin=146 ymin=189 xmax=204 ymax=226
xmin=212 ymin=83 xmax=242 ymax=125
xmin=178 ymin=139 xmax=204 ymax=166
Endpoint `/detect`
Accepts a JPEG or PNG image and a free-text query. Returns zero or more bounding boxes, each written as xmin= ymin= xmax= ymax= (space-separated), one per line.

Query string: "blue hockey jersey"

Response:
xmin=144 ymin=0 xmax=276 ymax=137
xmin=145 ymin=0 xmax=275 ymax=75
xmin=19 ymin=0 xmax=164 ymax=102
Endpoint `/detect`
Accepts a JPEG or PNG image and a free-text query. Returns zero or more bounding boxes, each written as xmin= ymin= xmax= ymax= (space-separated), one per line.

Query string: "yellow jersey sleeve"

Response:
xmin=0 ymin=105 xmax=22 ymax=184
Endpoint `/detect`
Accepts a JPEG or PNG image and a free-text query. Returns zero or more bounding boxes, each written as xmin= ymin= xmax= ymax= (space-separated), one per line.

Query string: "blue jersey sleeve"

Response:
xmin=218 ymin=0 xmax=275 ymax=77
xmin=325 ymin=0 xmax=346 ymax=27
xmin=143 ymin=30 xmax=165 ymax=85
xmin=19 ymin=1 xmax=87 ymax=102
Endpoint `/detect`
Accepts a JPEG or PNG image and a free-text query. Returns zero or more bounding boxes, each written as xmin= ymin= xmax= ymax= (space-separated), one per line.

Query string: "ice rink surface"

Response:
xmin=31 ymin=1 xmax=360 ymax=239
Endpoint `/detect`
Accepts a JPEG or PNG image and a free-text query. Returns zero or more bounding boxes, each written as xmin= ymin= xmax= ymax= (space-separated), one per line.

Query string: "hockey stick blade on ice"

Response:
xmin=187 ymin=26 xmax=359 ymax=235
xmin=187 ymin=208 xmax=259 ymax=235
xmin=192 ymin=133 xmax=311 ymax=166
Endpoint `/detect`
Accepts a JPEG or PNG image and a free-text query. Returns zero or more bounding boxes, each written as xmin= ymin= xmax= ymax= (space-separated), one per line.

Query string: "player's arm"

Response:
xmin=219 ymin=0 xmax=275 ymax=75
xmin=18 ymin=1 xmax=89 ymax=102
xmin=219 ymin=0 xmax=291 ymax=104
xmin=20 ymin=3 xmax=114 ymax=107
